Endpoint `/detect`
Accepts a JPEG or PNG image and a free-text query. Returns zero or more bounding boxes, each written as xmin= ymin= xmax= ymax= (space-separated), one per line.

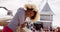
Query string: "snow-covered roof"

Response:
xmin=40 ymin=2 xmax=54 ymax=15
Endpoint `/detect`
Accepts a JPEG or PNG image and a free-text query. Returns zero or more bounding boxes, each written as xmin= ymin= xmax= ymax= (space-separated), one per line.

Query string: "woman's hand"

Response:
xmin=20 ymin=22 xmax=27 ymax=28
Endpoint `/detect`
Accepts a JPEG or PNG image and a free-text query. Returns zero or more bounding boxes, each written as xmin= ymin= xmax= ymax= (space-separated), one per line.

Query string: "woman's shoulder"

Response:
xmin=17 ymin=7 xmax=25 ymax=11
xmin=16 ymin=7 xmax=25 ymax=13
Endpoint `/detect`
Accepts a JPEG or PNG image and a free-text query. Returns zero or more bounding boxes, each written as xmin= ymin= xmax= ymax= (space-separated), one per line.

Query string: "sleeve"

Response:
xmin=2 ymin=8 xmax=25 ymax=32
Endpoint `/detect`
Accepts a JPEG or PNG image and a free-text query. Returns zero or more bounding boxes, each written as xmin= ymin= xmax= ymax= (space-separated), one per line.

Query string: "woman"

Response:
xmin=2 ymin=4 xmax=39 ymax=32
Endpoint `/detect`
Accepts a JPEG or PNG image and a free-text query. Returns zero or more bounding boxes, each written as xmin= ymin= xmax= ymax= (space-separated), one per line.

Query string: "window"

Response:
xmin=40 ymin=15 xmax=53 ymax=21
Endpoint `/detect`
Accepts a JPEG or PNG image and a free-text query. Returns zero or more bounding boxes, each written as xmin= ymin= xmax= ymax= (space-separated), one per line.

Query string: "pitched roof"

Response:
xmin=40 ymin=2 xmax=54 ymax=15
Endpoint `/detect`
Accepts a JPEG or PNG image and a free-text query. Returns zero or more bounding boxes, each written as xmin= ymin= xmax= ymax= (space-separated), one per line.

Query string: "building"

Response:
xmin=40 ymin=2 xmax=54 ymax=28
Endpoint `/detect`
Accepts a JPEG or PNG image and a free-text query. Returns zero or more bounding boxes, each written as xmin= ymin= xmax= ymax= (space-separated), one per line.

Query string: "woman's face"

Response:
xmin=25 ymin=10 xmax=34 ymax=17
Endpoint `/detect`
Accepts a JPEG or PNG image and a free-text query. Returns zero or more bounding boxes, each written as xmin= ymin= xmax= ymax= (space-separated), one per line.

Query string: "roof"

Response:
xmin=40 ymin=2 xmax=54 ymax=15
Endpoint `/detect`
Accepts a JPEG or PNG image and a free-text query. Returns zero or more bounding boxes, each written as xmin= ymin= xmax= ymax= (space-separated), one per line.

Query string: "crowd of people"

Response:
xmin=26 ymin=22 xmax=60 ymax=32
xmin=34 ymin=27 xmax=60 ymax=32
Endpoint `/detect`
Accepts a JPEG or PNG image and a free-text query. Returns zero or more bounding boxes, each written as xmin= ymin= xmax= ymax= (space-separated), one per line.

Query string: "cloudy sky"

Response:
xmin=0 ymin=0 xmax=60 ymax=27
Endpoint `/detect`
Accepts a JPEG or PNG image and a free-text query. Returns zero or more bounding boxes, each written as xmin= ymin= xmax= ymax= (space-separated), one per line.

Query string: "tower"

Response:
xmin=40 ymin=2 xmax=54 ymax=28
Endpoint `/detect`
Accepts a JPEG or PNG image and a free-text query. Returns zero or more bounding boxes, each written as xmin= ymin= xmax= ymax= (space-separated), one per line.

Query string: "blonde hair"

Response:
xmin=24 ymin=4 xmax=40 ymax=22
xmin=24 ymin=4 xmax=37 ymax=11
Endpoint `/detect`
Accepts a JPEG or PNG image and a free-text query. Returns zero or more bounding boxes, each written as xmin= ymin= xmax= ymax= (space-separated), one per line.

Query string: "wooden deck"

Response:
xmin=0 ymin=18 xmax=12 ymax=32
xmin=0 ymin=22 xmax=9 ymax=32
xmin=0 ymin=22 xmax=9 ymax=26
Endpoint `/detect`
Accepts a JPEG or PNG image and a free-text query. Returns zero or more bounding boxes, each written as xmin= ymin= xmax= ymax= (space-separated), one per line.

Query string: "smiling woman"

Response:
xmin=25 ymin=4 xmax=39 ymax=22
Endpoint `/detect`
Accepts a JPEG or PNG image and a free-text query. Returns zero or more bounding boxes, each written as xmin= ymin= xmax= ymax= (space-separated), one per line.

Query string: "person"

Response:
xmin=2 ymin=4 xmax=39 ymax=32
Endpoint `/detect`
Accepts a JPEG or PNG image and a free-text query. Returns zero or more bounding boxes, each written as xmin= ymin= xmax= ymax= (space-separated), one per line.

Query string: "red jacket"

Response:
xmin=2 ymin=26 xmax=13 ymax=32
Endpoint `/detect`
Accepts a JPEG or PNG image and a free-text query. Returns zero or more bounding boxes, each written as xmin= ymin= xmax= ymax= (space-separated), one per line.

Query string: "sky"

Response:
xmin=0 ymin=0 xmax=60 ymax=27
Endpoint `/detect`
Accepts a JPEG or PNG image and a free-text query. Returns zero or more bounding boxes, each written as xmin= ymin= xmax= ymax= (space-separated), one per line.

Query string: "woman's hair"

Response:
xmin=24 ymin=4 xmax=37 ymax=10
xmin=24 ymin=4 xmax=39 ymax=21
xmin=30 ymin=11 xmax=37 ymax=20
